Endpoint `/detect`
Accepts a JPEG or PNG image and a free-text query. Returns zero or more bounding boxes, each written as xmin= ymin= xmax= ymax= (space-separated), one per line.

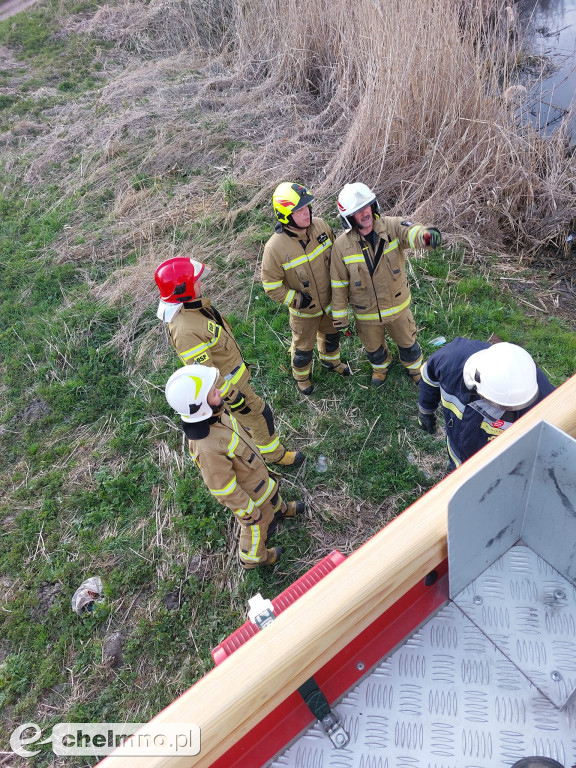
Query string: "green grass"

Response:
xmin=2 ymin=183 xmax=575 ymax=765
xmin=0 ymin=6 xmax=575 ymax=764
xmin=2 ymin=211 xmax=574 ymax=763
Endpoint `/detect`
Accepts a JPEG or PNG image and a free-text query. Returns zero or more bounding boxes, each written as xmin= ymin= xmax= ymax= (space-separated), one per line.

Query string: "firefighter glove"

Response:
xmin=423 ymin=227 xmax=442 ymax=248
xmin=418 ymin=410 xmax=436 ymax=434
xmin=228 ymin=391 xmax=251 ymax=414
xmin=332 ymin=318 xmax=349 ymax=329
xmin=299 ymin=292 xmax=313 ymax=309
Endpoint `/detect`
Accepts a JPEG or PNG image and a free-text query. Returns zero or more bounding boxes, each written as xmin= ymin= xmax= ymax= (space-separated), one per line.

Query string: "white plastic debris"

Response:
xmin=72 ymin=576 xmax=104 ymax=615
xmin=317 ymin=455 xmax=328 ymax=472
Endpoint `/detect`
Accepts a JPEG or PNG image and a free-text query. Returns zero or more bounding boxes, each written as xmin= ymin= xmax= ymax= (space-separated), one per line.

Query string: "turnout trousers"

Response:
xmin=355 ymin=305 xmax=422 ymax=378
xmin=233 ymin=369 xmax=284 ymax=463
xmin=288 ymin=312 xmax=343 ymax=383
xmin=238 ymin=483 xmax=287 ymax=568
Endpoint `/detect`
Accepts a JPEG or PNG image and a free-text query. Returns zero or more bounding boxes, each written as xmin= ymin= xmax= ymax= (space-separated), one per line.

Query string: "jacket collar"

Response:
xmin=183 ymin=297 xmax=211 ymax=310
xmin=276 ymin=221 xmax=311 ymax=239
xmin=181 ymin=409 xmax=222 ymax=440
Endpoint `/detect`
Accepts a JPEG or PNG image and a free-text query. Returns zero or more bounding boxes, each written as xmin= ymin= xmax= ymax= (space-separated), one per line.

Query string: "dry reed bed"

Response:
xmin=47 ymin=0 xmax=574 ymax=270
xmin=3 ymin=0 xmax=571 ymax=370
xmin=229 ymin=0 xmax=575 ymax=252
xmin=1 ymin=0 xmax=570 ymax=349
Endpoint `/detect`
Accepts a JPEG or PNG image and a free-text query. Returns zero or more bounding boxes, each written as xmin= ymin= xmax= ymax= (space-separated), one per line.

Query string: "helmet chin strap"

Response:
xmin=285 ymin=205 xmax=312 ymax=231
xmin=284 ymin=218 xmax=301 ymax=232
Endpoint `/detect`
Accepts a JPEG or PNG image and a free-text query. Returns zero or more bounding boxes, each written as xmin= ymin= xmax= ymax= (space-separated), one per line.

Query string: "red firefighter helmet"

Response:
xmin=155 ymin=257 xmax=205 ymax=303
xmin=155 ymin=258 xmax=207 ymax=321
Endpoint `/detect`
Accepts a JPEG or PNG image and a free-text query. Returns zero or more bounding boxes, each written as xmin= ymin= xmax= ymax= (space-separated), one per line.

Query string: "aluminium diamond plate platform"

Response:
xmin=266 ymin=422 xmax=576 ymax=768
xmin=455 ymin=545 xmax=576 ymax=711
xmin=267 ymin=548 xmax=576 ymax=768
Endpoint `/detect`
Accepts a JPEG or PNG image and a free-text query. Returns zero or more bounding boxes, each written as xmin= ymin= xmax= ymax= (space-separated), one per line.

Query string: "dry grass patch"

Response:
xmin=50 ymin=418 xmax=119 ymax=489
xmin=306 ymin=484 xmax=402 ymax=558
xmin=4 ymin=0 xmax=575 ymax=271
xmin=67 ymin=0 xmax=233 ymax=56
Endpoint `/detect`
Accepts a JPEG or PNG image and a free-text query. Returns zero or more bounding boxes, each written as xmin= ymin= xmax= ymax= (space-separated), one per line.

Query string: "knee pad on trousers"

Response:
xmin=399 ymin=341 xmax=422 ymax=363
xmin=262 ymin=402 xmax=275 ymax=435
xmin=324 ymin=332 xmax=340 ymax=354
xmin=366 ymin=345 xmax=390 ymax=366
xmin=293 ymin=347 xmax=313 ymax=368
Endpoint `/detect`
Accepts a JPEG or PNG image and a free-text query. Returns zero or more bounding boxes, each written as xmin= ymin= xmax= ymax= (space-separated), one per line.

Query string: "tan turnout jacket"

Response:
xmin=261 ymin=218 xmax=335 ymax=319
xmin=188 ymin=412 xmax=276 ymax=525
xmin=330 ymin=217 xmax=430 ymax=325
xmin=168 ymin=298 xmax=248 ymax=403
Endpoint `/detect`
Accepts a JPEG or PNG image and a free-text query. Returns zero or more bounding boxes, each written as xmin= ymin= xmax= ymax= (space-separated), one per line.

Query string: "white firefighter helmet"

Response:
xmin=337 ymin=182 xmax=380 ymax=231
xmin=462 ymin=342 xmax=539 ymax=409
xmin=165 ymin=365 xmax=219 ymax=423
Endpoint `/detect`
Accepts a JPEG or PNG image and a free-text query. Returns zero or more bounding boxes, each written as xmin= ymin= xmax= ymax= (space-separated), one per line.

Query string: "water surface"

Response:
xmin=518 ymin=0 xmax=576 ymax=134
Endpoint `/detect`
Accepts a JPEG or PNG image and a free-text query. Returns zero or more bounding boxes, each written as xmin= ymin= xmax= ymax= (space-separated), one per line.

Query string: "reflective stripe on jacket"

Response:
xmin=168 ymin=298 xmax=248 ymax=400
xmin=188 ymin=412 xmax=276 ymax=523
xmin=419 ymin=337 xmax=555 ymax=466
xmin=330 ymin=216 xmax=428 ymax=324
xmin=261 ymin=217 xmax=335 ymax=317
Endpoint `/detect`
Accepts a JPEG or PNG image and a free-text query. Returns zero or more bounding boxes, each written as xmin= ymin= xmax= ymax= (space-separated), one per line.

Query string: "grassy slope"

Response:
xmin=0 ymin=3 xmax=575 ymax=766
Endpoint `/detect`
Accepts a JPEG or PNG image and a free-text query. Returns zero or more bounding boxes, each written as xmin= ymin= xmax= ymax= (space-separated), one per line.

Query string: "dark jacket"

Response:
xmin=419 ymin=337 xmax=555 ymax=467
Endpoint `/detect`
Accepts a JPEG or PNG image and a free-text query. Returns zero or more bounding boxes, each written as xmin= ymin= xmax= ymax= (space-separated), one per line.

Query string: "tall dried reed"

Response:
xmin=229 ymin=0 xmax=575 ymax=252
xmin=61 ymin=0 xmax=574 ymax=262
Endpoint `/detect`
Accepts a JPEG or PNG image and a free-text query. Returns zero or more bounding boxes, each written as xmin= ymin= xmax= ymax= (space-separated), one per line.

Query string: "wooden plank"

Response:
xmin=98 ymin=373 xmax=576 ymax=768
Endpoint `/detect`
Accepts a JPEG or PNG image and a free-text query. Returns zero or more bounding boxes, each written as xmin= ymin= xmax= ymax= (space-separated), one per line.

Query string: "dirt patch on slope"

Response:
xmin=0 ymin=0 xmax=37 ymax=21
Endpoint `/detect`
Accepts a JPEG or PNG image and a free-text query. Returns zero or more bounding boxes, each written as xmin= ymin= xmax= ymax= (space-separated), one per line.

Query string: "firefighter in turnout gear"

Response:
xmin=165 ymin=365 xmax=305 ymax=569
xmin=418 ymin=337 xmax=555 ymax=470
xmin=331 ymin=182 xmax=441 ymax=387
xmin=261 ymin=182 xmax=351 ymax=395
xmin=156 ymin=257 xmax=304 ymax=467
